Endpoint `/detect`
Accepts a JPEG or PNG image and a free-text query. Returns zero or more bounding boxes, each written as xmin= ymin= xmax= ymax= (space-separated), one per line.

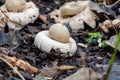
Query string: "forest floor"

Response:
xmin=0 ymin=0 xmax=120 ymax=80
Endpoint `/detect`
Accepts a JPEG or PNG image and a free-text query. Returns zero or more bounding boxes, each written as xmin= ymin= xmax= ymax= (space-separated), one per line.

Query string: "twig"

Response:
xmin=0 ymin=55 xmax=25 ymax=80
xmin=71 ymin=32 xmax=88 ymax=36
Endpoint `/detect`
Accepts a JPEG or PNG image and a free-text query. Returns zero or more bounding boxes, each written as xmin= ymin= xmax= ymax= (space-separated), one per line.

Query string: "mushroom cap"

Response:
xmin=49 ymin=23 xmax=70 ymax=43
xmin=34 ymin=31 xmax=77 ymax=55
xmin=5 ymin=0 xmax=26 ymax=12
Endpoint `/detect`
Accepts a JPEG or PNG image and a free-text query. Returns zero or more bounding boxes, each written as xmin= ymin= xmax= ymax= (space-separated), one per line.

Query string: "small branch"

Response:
xmin=0 ymin=55 xmax=25 ymax=80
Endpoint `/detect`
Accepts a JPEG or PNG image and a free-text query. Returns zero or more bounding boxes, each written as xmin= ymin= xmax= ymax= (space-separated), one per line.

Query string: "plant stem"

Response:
xmin=105 ymin=32 xmax=120 ymax=80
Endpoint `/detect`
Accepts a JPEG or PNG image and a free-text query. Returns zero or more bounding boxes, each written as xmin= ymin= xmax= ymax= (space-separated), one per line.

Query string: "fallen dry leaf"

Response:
xmin=63 ymin=68 xmax=98 ymax=80
xmin=106 ymin=35 xmax=120 ymax=51
xmin=39 ymin=67 xmax=58 ymax=77
xmin=99 ymin=18 xmax=120 ymax=33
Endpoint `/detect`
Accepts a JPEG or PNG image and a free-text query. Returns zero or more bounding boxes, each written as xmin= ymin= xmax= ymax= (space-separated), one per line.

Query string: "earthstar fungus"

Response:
xmin=5 ymin=0 xmax=26 ymax=12
xmin=0 ymin=0 xmax=39 ymax=30
xmin=49 ymin=1 xmax=99 ymax=32
xmin=34 ymin=23 xmax=77 ymax=56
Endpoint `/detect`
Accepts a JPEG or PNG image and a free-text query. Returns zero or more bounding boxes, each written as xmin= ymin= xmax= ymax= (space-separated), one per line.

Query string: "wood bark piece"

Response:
xmin=1 ymin=54 xmax=38 ymax=74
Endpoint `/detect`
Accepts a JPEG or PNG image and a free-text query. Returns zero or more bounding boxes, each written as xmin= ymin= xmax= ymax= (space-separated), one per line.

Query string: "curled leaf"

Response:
xmin=106 ymin=35 xmax=120 ymax=51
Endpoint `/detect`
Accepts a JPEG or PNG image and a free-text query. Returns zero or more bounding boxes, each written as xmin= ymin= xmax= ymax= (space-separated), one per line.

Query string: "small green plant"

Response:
xmin=105 ymin=32 xmax=120 ymax=80
xmin=88 ymin=32 xmax=102 ymax=38
xmin=101 ymin=40 xmax=108 ymax=48
xmin=86 ymin=32 xmax=102 ymax=44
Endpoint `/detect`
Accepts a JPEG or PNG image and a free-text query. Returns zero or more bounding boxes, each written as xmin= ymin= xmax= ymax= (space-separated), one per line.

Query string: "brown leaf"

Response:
xmin=40 ymin=67 xmax=58 ymax=77
xmin=106 ymin=35 xmax=120 ymax=51
xmin=63 ymin=68 xmax=98 ymax=80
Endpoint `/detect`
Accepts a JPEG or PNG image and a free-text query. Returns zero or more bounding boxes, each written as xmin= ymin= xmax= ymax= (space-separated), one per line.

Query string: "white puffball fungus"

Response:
xmin=49 ymin=23 xmax=70 ymax=43
xmin=0 ymin=1 xmax=39 ymax=30
xmin=5 ymin=0 xmax=26 ymax=12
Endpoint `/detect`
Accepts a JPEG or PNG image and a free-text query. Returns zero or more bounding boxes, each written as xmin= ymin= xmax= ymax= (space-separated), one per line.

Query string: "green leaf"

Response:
xmin=101 ymin=41 xmax=108 ymax=48
xmin=86 ymin=32 xmax=102 ymax=44
xmin=86 ymin=38 xmax=93 ymax=44
xmin=88 ymin=32 xmax=102 ymax=39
